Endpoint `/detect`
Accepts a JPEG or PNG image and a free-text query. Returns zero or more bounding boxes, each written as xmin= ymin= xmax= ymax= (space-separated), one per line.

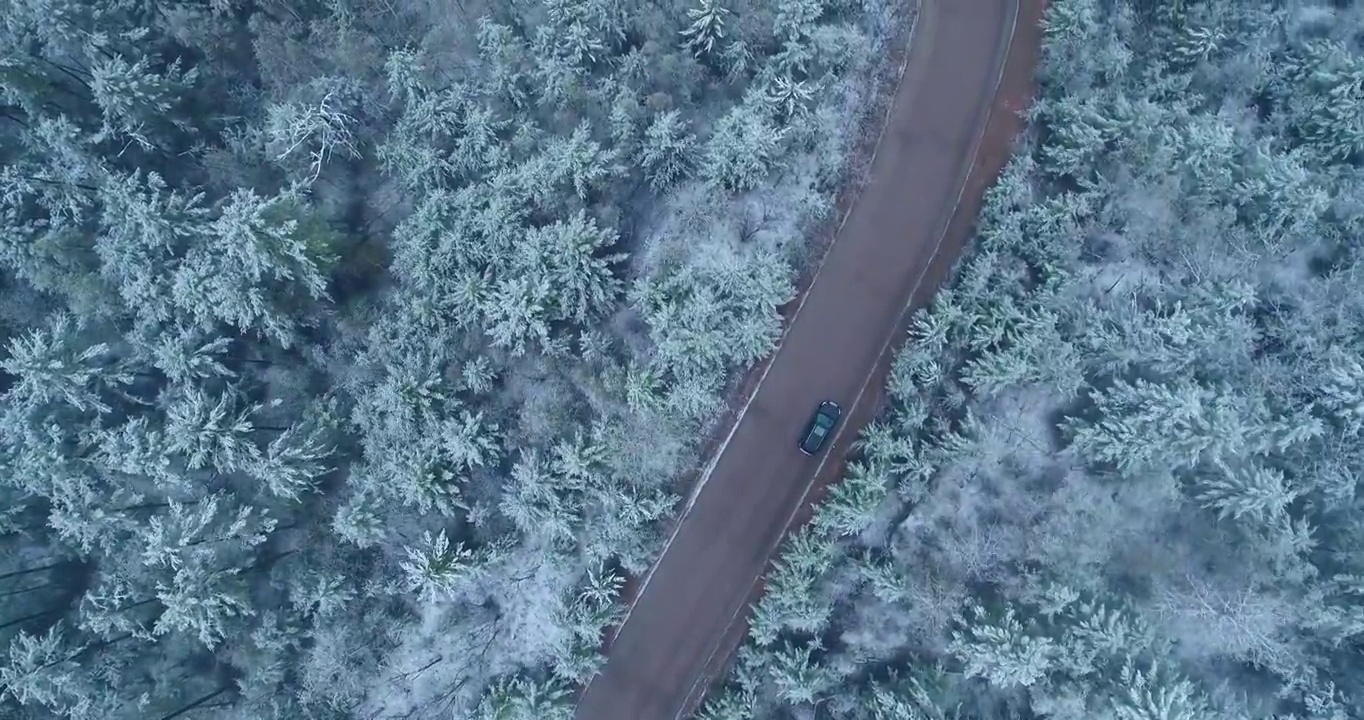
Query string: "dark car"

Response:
xmin=799 ymin=401 xmax=841 ymax=456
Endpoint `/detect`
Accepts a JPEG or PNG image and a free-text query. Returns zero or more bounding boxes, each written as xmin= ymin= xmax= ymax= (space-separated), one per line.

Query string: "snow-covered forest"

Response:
xmin=0 ymin=0 xmax=908 ymax=716
xmin=700 ymin=1 xmax=1364 ymax=718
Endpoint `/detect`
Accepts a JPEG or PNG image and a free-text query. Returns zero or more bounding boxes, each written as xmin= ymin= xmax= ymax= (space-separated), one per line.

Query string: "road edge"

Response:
xmin=670 ymin=0 xmax=1025 ymax=715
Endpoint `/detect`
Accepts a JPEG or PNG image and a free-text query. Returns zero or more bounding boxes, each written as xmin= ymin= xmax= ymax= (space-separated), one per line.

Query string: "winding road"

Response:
xmin=574 ymin=0 xmax=1046 ymax=718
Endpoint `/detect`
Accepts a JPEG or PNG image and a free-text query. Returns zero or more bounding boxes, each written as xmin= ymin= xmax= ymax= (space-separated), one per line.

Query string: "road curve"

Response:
xmin=575 ymin=1 xmax=1043 ymax=718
